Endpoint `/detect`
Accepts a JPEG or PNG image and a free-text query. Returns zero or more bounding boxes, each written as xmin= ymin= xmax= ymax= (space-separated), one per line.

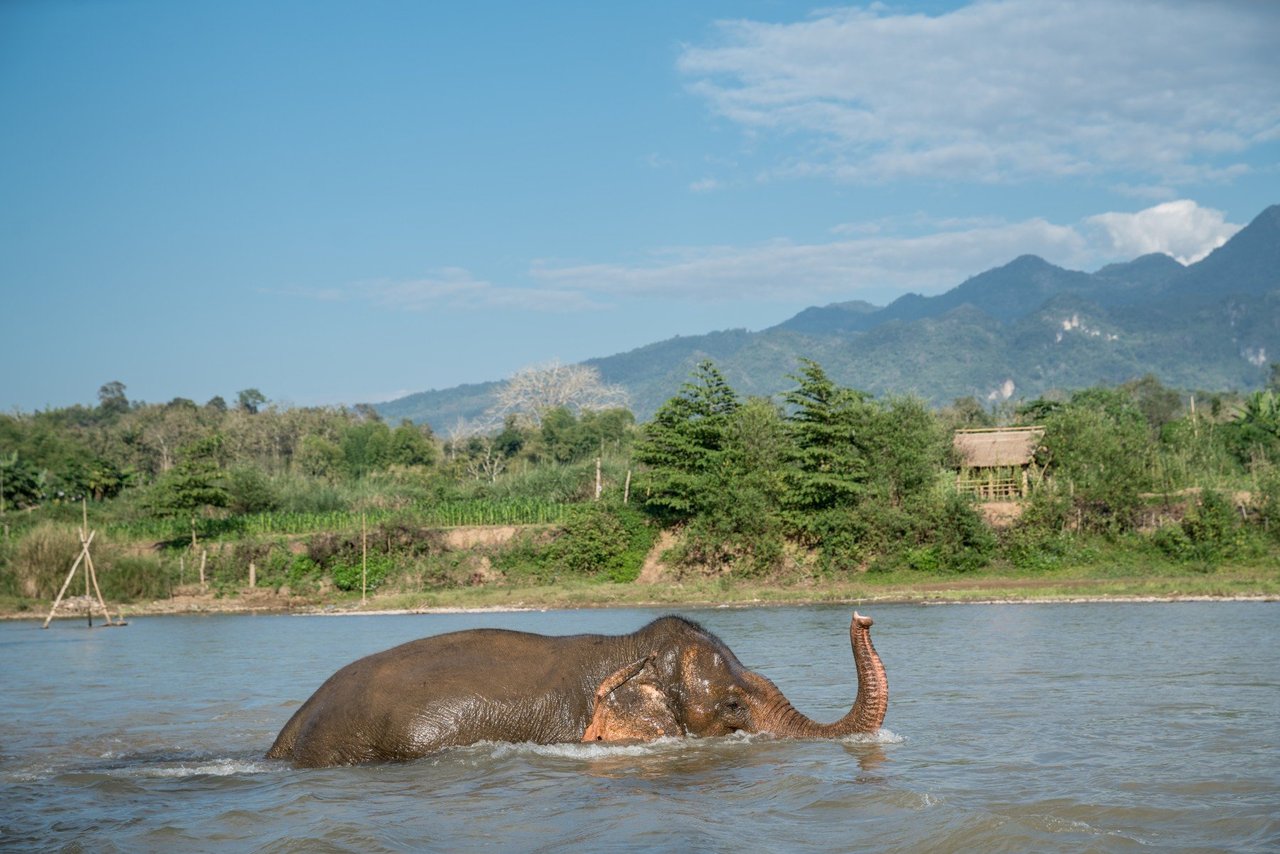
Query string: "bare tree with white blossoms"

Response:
xmin=489 ymin=360 xmax=630 ymax=429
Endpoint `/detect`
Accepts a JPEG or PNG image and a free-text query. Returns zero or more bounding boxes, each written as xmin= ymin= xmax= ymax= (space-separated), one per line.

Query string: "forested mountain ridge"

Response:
xmin=378 ymin=204 xmax=1280 ymax=430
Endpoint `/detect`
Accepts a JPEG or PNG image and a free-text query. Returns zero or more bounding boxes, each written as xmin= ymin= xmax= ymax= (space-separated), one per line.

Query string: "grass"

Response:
xmin=103 ymin=499 xmax=572 ymax=543
xmin=6 ymin=570 xmax=1274 ymax=621
xmin=6 ymin=517 xmax=1277 ymax=620
xmin=15 ymin=560 xmax=1260 ymax=620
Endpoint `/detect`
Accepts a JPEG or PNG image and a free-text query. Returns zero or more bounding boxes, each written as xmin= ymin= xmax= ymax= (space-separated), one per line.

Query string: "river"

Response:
xmin=2 ymin=602 xmax=1277 ymax=851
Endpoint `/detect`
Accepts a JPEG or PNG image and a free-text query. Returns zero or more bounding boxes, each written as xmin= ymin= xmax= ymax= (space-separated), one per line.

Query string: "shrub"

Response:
xmin=10 ymin=522 xmax=85 ymax=598
xmin=1179 ymin=489 xmax=1240 ymax=561
xmin=1040 ymin=392 xmax=1154 ymax=533
xmin=547 ymin=503 xmax=656 ymax=583
xmin=1000 ymin=524 xmax=1075 ymax=571
xmin=227 ymin=467 xmax=279 ymax=515
xmin=1253 ymin=465 xmax=1280 ymax=541
xmin=928 ymin=491 xmax=996 ymax=572
xmin=1152 ymin=524 xmax=1194 ymax=561
xmin=332 ymin=554 xmax=392 ymax=592
xmin=287 ymin=555 xmax=323 ymax=592
xmin=275 ymin=474 xmax=348 ymax=513
xmin=97 ymin=554 xmax=174 ymax=601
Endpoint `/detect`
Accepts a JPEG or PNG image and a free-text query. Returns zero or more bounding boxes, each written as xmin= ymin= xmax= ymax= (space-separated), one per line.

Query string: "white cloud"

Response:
xmin=532 ymin=201 xmax=1238 ymax=304
xmin=300 ymin=267 xmax=603 ymax=313
xmin=1085 ymin=200 xmax=1240 ymax=264
xmin=533 ymin=217 xmax=1090 ymax=303
xmin=678 ymin=1 xmax=1280 ymax=184
xmin=309 ymin=203 xmax=1241 ymax=314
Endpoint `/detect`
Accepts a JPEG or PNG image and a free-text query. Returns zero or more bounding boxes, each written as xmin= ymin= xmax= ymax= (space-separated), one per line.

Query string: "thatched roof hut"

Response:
xmin=953 ymin=426 xmax=1044 ymax=499
xmin=953 ymin=426 xmax=1044 ymax=469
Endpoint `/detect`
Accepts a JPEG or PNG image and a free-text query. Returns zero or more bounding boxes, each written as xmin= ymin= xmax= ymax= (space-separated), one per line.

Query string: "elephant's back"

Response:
xmin=268 ymin=628 xmax=614 ymax=765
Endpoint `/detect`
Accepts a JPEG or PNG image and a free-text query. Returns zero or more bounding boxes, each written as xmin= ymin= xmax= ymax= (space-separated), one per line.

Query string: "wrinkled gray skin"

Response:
xmin=267 ymin=612 xmax=887 ymax=767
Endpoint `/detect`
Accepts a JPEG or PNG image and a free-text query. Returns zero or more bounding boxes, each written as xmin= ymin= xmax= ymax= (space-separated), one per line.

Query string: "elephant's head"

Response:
xmin=583 ymin=612 xmax=887 ymax=743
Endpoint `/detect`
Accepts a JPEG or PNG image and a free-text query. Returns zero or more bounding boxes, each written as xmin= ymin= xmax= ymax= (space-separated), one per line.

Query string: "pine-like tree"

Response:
xmin=782 ymin=359 xmax=873 ymax=521
xmin=633 ymin=361 xmax=740 ymax=522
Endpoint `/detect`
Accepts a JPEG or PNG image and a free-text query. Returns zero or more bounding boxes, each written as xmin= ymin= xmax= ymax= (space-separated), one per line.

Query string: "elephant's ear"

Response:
xmin=582 ymin=655 xmax=679 ymax=743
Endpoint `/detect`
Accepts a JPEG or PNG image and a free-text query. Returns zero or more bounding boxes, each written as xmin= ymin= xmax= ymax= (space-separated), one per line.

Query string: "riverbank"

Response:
xmin=7 ymin=563 xmax=1276 ymax=620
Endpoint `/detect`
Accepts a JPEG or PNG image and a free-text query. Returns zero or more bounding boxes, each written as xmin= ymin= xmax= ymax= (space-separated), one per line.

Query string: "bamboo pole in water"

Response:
xmin=85 ymin=542 xmax=119 ymax=626
xmin=83 ymin=501 xmax=91 ymax=627
xmin=42 ymin=531 xmax=94 ymax=628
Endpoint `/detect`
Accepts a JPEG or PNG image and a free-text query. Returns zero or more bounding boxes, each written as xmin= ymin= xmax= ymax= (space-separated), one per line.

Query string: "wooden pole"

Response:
xmin=84 ymin=502 xmax=92 ymax=628
xmin=623 ymin=470 xmax=631 ymax=505
xmin=249 ymin=560 xmax=256 ymax=588
xmin=199 ymin=549 xmax=207 ymax=589
xmin=41 ymin=531 xmax=94 ymax=628
xmin=361 ymin=512 xmax=368 ymax=606
xmin=85 ymin=544 xmax=118 ymax=626
xmin=595 ymin=458 xmax=602 ymax=500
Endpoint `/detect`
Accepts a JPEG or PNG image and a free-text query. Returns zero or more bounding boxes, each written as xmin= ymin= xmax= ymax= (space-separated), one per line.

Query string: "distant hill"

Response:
xmin=377 ymin=204 xmax=1280 ymax=430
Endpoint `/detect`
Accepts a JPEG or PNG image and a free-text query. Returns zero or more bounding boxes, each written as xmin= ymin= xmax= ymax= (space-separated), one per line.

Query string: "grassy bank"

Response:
xmin=351 ymin=567 xmax=1279 ymax=612
xmin=6 ymin=560 xmax=1275 ymax=620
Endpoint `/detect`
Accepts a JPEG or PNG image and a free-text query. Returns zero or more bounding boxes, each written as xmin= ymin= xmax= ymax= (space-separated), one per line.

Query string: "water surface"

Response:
xmin=2 ymin=603 xmax=1277 ymax=851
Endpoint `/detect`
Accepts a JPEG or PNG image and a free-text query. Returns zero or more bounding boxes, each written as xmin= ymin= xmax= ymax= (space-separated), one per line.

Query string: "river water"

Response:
xmin=2 ymin=602 xmax=1277 ymax=852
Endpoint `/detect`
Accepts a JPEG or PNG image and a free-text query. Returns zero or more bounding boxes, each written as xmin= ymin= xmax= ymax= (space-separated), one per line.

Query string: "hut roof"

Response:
xmin=953 ymin=426 xmax=1044 ymax=468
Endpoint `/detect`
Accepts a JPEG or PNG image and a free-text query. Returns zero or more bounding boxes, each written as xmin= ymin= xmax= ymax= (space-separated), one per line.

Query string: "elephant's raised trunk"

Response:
xmin=757 ymin=612 xmax=888 ymax=738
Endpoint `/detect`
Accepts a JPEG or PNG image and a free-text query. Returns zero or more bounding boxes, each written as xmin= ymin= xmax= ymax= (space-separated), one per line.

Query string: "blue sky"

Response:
xmin=3 ymin=0 xmax=1278 ymax=412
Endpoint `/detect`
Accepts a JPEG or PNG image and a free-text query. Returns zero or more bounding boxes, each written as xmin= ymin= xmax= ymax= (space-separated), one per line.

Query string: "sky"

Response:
xmin=3 ymin=0 xmax=1278 ymax=413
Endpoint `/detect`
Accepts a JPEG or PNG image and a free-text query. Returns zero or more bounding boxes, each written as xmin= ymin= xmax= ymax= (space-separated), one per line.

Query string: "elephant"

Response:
xmin=267 ymin=612 xmax=887 ymax=767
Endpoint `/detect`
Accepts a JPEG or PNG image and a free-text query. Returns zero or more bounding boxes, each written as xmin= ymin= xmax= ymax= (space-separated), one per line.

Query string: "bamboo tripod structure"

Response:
xmin=41 ymin=500 xmax=126 ymax=629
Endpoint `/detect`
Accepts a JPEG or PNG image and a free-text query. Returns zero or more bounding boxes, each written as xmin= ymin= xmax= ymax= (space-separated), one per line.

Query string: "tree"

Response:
xmin=1122 ymin=374 xmax=1182 ymax=434
xmin=941 ymin=396 xmax=993 ymax=429
xmin=1038 ymin=389 xmax=1154 ymax=532
xmin=782 ymin=359 xmax=873 ymax=519
xmin=341 ymin=421 xmax=393 ymax=477
xmin=864 ymin=396 xmax=946 ymax=506
xmin=0 ymin=450 xmax=43 ymax=509
xmin=237 ymin=388 xmax=267 ymax=415
xmin=227 ymin=466 xmax=279 ymax=514
xmin=490 ymin=360 xmax=630 ymax=429
xmin=687 ymin=396 xmax=790 ymax=573
xmin=84 ymin=458 xmax=127 ymax=501
xmin=634 ymin=361 xmax=739 ymax=522
xmin=353 ymin=403 xmax=383 ymax=422
xmin=1226 ymin=389 xmax=1280 ymax=465
xmin=462 ymin=435 xmax=507 ymax=483
xmin=296 ymin=434 xmax=344 ymax=479
xmin=148 ymin=436 xmax=229 ymax=547
xmin=538 ymin=406 xmax=590 ymax=463
xmin=389 ymin=420 xmax=438 ymax=468
xmin=136 ymin=402 xmax=205 ymax=474
xmin=97 ymin=381 xmax=129 ymax=417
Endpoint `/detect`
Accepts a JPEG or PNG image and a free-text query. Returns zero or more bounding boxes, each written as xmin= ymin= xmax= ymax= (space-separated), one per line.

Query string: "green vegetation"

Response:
xmin=2 ymin=364 xmax=1279 ymax=616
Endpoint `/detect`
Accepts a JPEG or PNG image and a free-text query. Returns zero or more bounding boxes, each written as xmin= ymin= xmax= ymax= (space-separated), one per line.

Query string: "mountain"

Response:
xmin=377 ymin=204 xmax=1280 ymax=430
